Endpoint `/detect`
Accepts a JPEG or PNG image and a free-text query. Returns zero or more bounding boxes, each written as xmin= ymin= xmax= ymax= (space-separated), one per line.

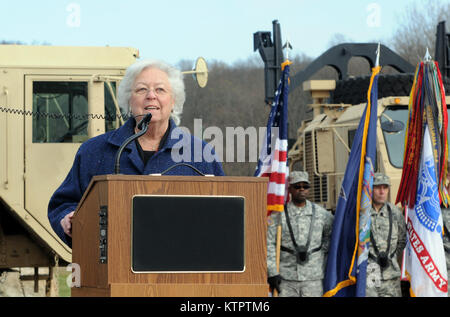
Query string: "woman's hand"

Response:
xmin=60 ymin=211 xmax=75 ymax=237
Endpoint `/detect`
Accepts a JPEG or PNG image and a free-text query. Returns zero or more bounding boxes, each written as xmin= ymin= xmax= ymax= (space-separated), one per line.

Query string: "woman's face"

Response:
xmin=129 ymin=67 xmax=175 ymax=125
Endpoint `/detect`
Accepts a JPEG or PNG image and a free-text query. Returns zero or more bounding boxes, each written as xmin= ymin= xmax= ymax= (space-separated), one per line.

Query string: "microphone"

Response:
xmin=137 ymin=113 xmax=153 ymax=130
xmin=114 ymin=113 xmax=152 ymax=174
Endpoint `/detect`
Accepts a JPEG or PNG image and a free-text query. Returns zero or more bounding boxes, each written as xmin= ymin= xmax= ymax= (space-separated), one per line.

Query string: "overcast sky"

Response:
xmin=1 ymin=0 xmax=447 ymax=66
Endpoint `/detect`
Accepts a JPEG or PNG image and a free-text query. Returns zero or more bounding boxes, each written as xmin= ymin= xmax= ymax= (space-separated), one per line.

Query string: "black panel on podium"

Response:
xmin=131 ymin=195 xmax=245 ymax=272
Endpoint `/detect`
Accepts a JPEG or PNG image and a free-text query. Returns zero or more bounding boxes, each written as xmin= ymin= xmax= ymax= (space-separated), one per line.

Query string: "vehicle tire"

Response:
xmin=332 ymin=74 xmax=415 ymax=105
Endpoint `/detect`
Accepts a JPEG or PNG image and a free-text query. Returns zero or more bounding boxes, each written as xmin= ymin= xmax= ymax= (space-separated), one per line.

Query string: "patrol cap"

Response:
xmin=373 ymin=173 xmax=390 ymax=186
xmin=289 ymin=171 xmax=310 ymax=185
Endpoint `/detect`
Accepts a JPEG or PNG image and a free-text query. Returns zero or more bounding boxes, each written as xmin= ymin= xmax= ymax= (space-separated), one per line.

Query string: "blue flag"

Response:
xmin=323 ymin=66 xmax=381 ymax=297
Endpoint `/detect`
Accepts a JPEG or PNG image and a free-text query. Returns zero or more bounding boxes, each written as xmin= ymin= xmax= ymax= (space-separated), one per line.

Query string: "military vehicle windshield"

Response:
xmin=381 ymin=105 xmax=450 ymax=168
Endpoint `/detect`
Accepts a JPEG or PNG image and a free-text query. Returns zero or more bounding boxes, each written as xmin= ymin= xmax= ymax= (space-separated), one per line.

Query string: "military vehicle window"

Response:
xmin=381 ymin=106 xmax=450 ymax=169
xmin=348 ymin=129 xmax=356 ymax=149
xmin=104 ymin=82 xmax=125 ymax=132
xmin=32 ymin=82 xmax=88 ymax=143
xmin=381 ymin=106 xmax=408 ymax=168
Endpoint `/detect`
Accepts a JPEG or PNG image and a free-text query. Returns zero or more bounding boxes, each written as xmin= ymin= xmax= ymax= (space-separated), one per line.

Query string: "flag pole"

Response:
xmin=323 ymin=42 xmax=381 ymax=297
xmin=272 ymin=38 xmax=293 ymax=297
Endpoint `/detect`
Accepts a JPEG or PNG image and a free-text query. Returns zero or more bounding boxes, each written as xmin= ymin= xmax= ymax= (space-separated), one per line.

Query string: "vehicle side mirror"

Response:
xmin=381 ymin=120 xmax=404 ymax=133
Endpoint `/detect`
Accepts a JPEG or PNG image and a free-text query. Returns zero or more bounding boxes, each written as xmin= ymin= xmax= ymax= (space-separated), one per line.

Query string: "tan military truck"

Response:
xmin=0 ymin=45 xmax=139 ymax=294
xmin=254 ymin=21 xmax=450 ymax=212
xmin=288 ymin=78 xmax=450 ymax=211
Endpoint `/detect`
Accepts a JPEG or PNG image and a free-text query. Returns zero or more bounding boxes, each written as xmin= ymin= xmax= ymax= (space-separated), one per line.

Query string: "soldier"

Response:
xmin=366 ymin=173 xmax=406 ymax=297
xmin=442 ymin=160 xmax=450 ymax=297
xmin=267 ymin=171 xmax=334 ymax=297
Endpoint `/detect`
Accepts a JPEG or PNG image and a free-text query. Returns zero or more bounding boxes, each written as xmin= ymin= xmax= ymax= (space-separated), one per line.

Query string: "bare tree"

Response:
xmin=327 ymin=33 xmax=354 ymax=48
xmin=389 ymin=0 xmax=450 ymax=65
xmin=0 ymin=40 xmax=26 ymax=45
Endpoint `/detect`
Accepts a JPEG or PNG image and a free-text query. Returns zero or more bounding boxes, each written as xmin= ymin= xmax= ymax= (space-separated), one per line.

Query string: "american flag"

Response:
xmin=254 ymin=61 xmax=290 ymax=215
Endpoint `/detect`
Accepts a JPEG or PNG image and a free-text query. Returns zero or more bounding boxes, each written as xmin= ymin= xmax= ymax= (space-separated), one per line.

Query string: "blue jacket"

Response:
xmin=48 ymin=118 xmax=225 ymax=246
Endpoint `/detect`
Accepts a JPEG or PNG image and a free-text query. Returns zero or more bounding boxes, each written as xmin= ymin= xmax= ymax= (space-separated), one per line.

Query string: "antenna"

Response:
xmin=182 ymin=57 xmax=208 ymax=88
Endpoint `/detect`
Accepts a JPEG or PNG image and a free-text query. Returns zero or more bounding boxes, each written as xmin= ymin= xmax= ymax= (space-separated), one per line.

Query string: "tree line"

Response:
xmin=2 ymin=1 xmax=448 ymax=176
xmin=178 ymin=0 xmax=450 ymax=176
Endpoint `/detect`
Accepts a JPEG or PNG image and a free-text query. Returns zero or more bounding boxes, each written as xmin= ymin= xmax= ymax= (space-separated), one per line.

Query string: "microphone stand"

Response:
xmin=114 ymin=113 xmax=152 ymax=174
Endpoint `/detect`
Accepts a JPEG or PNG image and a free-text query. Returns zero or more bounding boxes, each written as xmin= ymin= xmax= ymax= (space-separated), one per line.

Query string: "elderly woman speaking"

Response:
xmin=48 ymin=59 xmax=224 ymax=246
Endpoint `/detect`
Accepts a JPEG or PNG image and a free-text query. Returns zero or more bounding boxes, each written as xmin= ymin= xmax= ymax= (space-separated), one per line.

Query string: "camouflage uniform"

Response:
xmin=267 ymin=199 xmax=334 ymax=297
xmin=366 ymin=173 xmax=406 ymax=297
xmin=442 ymin=207 xmax=450 ymax=297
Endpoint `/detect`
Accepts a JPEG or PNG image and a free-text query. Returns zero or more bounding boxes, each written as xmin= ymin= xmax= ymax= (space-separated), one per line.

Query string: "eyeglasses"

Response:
xmin=133 ymin=86 xmax=170 ymax=97
xmin=292 ymin=184 xmax=310 ymax=190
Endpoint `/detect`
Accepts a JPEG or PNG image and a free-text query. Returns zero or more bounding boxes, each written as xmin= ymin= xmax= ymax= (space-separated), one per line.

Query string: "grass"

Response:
xmin=57 ymin=267 xmax=71 ymax=297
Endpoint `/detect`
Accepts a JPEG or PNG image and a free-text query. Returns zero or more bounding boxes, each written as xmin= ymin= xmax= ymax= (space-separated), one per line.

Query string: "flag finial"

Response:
xmin=375 ymin=43 xmax=381 ymax=67
xmin=424 ymin=47 xmax=432 ymax=62
xmin=283 ymin=37 xmax=293 ymax=61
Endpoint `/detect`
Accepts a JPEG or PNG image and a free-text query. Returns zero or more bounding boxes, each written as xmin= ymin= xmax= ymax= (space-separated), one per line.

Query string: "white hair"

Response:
xmin=118 ymin=59 xmax=185 ymax=125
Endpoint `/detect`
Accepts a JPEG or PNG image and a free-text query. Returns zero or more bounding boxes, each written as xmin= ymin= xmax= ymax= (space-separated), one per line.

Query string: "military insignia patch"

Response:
xmin=416 ymin=158 xmax=441 ymax=233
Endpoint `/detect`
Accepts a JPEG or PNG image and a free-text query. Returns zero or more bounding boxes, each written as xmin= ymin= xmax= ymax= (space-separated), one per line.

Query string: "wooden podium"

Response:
xmin=71 ymin=175 xmax=268 ymax=297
